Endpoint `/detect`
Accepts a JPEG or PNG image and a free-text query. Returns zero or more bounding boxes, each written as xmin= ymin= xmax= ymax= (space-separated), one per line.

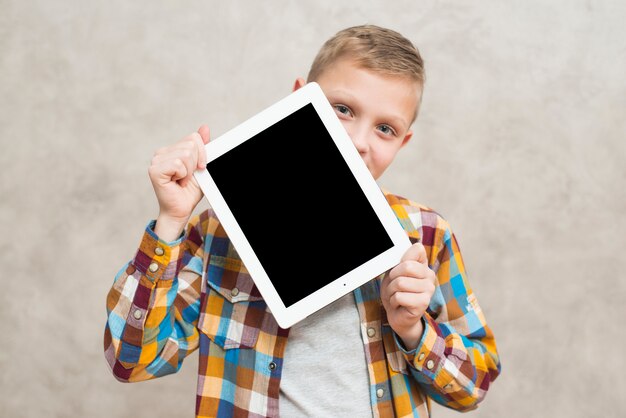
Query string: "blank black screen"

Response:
xmin=207 ymin=103 xmax=393 ymax=307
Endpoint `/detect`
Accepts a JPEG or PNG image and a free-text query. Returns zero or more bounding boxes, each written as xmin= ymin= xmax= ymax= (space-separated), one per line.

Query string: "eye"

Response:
xmin=377 ymin=124 xmax=397 ymax=137
xmin=333 ymin=104 xmax=353 ymax=117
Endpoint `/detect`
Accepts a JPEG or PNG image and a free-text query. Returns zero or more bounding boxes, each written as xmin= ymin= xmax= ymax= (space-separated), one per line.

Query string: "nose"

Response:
xmin=345 ymin=123 xmax=369 ymax=154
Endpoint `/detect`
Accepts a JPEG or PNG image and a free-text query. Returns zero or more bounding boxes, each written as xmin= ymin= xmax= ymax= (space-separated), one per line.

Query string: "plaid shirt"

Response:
xmin=104 ymin=191 xmax=500 ymax=417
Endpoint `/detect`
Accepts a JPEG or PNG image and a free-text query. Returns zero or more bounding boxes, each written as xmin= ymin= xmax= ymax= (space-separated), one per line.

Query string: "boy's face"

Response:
xmin=294 ymin=58 xmax=421 ymax=179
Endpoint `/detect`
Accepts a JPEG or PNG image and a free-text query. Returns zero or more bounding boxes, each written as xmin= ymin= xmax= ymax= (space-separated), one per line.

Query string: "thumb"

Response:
xmin=197 ymin=124 xmax=211 ymax=144
xmin=400 ymin=242 xmax=428 ymax=265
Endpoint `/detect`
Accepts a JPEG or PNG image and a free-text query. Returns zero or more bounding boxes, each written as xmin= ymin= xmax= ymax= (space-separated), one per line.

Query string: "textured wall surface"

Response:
xmin=1 ymin=1 xmax=625 ymax=417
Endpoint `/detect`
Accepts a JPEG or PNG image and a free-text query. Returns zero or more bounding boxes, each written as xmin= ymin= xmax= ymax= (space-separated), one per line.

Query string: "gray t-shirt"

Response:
xmin=279 ymin=293 xmax=372 ymax=417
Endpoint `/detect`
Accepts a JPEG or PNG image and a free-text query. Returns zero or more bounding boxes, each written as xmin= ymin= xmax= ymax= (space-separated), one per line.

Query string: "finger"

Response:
xmin=401 ymin=242 xmax=428 ymax=265
xmin=150 ymin=158 xmax=188 ymax=185
xmin=389 ymin=292 xmax=420 ymax=315
xmin=152 ymin=146 xmax=197 ymax=164
xmin=197 ymin=125 xmax=211 ymax=144
xmin=389 ymin=260 xmax=426 ymax=282
xmin=380 ymin=272 xmax=392 ymax=301
xmin=155 ymin=155 xmax=194 ymax=188
xmin=153 ymin=147 xmax=198 ymax=185
xmin=390 ymin=292 xmax=429 ymax=316
xmin=175 ymin=136 xmax=200 ymax=186
xmin=386 ymin=274 xmax=431 ymax=295
xmin=191 ymin=131 xmax=207 ymax=170
xmin=153 ymin=137 xmax=198 ymax=163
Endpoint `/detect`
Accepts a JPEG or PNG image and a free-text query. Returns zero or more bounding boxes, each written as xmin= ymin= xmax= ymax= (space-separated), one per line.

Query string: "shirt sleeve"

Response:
xmin=104 ymin=215 xmax=206 ymax=382
xmin=395 ymin=217 xmax=501 ymax=411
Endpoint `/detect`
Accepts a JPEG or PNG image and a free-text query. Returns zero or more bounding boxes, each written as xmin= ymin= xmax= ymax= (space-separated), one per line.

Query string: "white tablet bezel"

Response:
xmin=194 ymin=82 xmax=411 ymax=328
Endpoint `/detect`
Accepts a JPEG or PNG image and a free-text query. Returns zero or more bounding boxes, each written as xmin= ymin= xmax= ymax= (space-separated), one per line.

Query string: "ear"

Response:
xmin=292 ymin=77 xmax=306 ymax=92
xmin=401 ymin=130 xmax=413 ymax=148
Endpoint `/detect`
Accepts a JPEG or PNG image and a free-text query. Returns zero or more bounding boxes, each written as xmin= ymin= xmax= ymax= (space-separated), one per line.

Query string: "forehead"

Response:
xmin=315 ymin=59 xmax=422 ymax=126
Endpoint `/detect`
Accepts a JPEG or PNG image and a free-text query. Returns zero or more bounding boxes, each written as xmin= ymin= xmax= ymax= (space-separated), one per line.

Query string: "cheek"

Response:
xmin=339 ymin=119 xmax=353 ymax=137
xmin=371 ymin=141 xmax=406 ymax=178
xmin=371 ymin=142 xmax=399 ymax=168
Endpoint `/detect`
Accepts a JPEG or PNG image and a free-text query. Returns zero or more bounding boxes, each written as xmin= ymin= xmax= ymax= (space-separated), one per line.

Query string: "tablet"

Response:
xmin=194 ymin=82 xmax=411 ymax=328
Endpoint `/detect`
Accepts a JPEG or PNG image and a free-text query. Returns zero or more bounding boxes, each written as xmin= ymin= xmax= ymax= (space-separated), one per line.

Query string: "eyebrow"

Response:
xmin=325 ymin=89 xmax=411 ymax=131
xmin=325 ymin=89 xmax=358 ymax=104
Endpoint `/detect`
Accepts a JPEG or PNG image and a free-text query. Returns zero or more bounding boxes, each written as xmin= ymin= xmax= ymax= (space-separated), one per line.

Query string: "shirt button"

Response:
xmin=133 ymin=309 xmax=142 ymax=320
xmin=231 ymin=287 xmax=240 ymax=297
xmin=367 ymin=327 xmax=376 ymax=338
xmin=418 ymin=352 xmax=425 ymax=361
xmin=148 ymin=262 xmax=159 ymax=273
xmin=376 ymin=388 xmax=384 ymax=398
xmin=426 ymin=360 xmax=435 ymax=370
xmin=155 ymin=247 xmax=164 ymax=256
xmin=269 ymin=361 xmax=277 ymax=371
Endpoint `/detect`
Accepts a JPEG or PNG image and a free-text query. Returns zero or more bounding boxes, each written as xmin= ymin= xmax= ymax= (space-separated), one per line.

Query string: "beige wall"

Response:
xmin=1 ymin=1 xmax=625 ymax=417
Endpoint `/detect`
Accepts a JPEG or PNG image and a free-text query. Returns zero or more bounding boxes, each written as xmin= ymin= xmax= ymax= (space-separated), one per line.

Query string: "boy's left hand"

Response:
xmin=381 ymin=243 xmax=437 ymax=351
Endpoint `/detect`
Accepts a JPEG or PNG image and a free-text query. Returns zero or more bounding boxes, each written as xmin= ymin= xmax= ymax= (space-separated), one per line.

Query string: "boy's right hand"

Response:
xmin=148 ymin=125 xmax=210 ymax=241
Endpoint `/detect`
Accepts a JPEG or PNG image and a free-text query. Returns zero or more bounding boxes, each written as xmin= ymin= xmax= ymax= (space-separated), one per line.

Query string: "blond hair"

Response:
xmin=307 ymin=25 xmax=425 ymax=85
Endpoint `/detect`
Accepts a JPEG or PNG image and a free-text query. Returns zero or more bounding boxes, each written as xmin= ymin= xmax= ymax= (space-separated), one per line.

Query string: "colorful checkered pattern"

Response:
xmin=104 ymin=191 xmax=500 ymax=417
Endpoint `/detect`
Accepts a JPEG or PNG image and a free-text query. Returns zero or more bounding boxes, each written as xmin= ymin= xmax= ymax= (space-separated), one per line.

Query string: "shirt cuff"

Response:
xmin=131 ymin=220 xmax=186 ymax=283
xmin=394 ymin=313 xmax=446 ymax=381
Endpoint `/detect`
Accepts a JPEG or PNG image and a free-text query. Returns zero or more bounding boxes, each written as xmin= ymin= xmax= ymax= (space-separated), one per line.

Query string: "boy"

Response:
xmin=104 ymin=25 xmax=501 ymax=417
